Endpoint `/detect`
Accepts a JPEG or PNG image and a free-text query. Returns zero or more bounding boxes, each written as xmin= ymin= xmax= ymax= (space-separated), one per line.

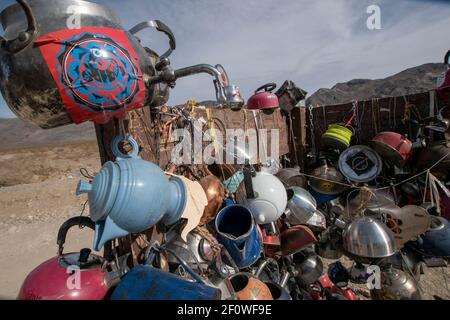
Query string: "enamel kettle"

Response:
xmin=77 ymin=135 xmax=187 ymax=251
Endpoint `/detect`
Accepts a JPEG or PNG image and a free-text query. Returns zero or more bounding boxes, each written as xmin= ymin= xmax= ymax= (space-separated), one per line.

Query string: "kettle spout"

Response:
xmin=93 ymin=216 xmax=129 ymax=251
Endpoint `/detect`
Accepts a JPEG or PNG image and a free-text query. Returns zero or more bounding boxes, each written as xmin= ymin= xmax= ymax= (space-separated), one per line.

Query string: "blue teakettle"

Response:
xmin=77 ymin=136 xmax=187 ymax=251
xmin=215 ymin=204 xmax=262 ymax=268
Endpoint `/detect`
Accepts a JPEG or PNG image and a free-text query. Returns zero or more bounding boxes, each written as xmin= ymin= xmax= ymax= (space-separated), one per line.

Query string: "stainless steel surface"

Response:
xmin=293 ymin=252 xmax=324 ymax=286
xmin=343 ymin=216 xmax=397 ymax=258
xmin=164 ymin=230 xmax=217 ymax=271
xmin=371 ymin=268 xmax=422 ymax=300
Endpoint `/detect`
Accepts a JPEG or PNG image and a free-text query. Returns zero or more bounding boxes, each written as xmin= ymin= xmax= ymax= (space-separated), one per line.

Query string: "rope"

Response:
xmin=352 ymin=186 xmax=376 ymax=218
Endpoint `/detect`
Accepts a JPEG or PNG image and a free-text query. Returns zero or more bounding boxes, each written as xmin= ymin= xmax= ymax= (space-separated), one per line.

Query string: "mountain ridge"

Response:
xmin=306 ymin=63 xmax=447 ymax=106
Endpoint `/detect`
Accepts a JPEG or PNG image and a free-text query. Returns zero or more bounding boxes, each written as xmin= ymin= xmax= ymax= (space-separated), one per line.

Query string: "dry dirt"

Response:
xmin=0 ymin=142 xmax=449 ymax=300
xmin=0 ymin=142 xmax=100 ymax=299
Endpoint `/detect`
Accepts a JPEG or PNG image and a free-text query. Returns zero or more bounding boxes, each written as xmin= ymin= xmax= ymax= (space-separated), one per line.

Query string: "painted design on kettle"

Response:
xmin=56 ymin=32 xmax=140 ymax=113
xmin=37 ymin=27 xmax=146 ymax=124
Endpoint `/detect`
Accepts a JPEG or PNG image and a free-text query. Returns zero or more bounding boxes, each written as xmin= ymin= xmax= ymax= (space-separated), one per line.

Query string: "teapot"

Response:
xmin=77 ymin=135 xmax=187 ymax=251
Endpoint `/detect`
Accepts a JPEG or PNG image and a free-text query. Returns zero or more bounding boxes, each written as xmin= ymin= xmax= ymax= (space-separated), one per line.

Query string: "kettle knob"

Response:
xmin=76 ymin=180 xmax=93 ymax=195
xmin=258 ymin=214 xmax=266 ymax=224
xmin=78 ymin=248 xmax=92 ymax=264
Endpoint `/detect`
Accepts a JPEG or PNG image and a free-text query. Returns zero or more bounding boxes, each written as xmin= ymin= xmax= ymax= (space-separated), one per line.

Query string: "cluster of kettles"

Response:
xmin=17 ymin=114 xmax=450 ymax=300
xmin=17 ymin=87 xmax=450 ymax=300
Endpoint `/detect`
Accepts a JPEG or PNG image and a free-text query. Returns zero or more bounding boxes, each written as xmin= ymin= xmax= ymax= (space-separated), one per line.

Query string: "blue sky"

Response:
xmin=0 ymin=0 xmax=449 ymax=118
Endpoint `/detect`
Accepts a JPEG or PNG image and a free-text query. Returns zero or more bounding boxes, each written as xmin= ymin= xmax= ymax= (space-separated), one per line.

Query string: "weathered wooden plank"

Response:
xmin=95 ymin=105 xmax=289 ymax=167
xmin=305 ymin=87 xmax=450 ymax=153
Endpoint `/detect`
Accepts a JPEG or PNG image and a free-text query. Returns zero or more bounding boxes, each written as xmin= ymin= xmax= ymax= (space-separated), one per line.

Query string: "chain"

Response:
xmin=308 ymin=104 xmax=316 ymax=156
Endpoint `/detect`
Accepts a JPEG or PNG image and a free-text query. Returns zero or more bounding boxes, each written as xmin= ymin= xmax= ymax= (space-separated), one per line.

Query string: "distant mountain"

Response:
xmin=307 ymin=63 xmax=447 ymax=106
xmin=0 ymin=118 xmax=96 ymax=150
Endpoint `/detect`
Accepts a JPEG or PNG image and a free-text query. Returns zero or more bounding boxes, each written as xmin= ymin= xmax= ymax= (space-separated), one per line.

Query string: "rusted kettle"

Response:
xmin=0 ymin=0 xmax=243 ymax=128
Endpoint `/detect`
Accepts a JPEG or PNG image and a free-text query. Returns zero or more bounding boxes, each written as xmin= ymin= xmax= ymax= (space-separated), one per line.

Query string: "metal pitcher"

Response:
xmin=215 ymin=204 xmax=262 ymax=268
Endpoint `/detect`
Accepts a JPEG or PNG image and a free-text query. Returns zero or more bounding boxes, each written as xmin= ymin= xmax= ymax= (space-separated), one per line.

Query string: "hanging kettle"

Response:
xmin=17 ymin=216 xmax=110 ymax=300
xmin=371 ymin=132 xmax=413 ymax=167
xmin=293 ymin=251 xmax=324 ymax=286
xmin=0 ymin=0 xmax=244 ymax=128
xmin=76 ymin=135 xmax=187 ymax=251
xmin=438 ymin=50 xmax=450 ymax=89
xmin=245 ymin=170 xmax=288 ymax=224
xmin=338 ymin=145 xmax=383 ymax=183
xmin=415 ymin=141 xmax=450 ymax=182
xmin=163 ymin=225 xmax=218 ymax=273
xmin=215 ymin=204 xmax=262 ymax=268
xmin=247 ymin=83 xmax=279 ymax=110
xmin=285 ymin=187 xmax=316 ymax=224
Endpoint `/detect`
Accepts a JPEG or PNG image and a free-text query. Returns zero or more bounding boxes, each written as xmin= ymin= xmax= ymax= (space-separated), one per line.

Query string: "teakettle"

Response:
xmin=17 ymin=216 xmax=111 ymax=300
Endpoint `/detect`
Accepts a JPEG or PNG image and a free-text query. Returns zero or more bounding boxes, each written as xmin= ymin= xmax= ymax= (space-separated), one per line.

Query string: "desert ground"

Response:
xmin=0 ymin=142 xmax=449 ymax=299
xmin=0 ymin=142 xmax=100 ymax=299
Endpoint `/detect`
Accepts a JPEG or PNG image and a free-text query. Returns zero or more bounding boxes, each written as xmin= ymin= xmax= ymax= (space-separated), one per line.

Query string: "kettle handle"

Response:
xmin=255 ymin=83 xmax=277 ymax=93
xmin=129 ymin=20 xmax=176 ymax=59
xmin=0 ymin=0 xmax=37 ymax=54
xmin=57 ymin=216 xmax=112 ymax=259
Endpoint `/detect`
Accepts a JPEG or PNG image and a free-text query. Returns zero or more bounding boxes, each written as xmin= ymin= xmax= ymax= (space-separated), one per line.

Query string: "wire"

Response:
xmin=78 ymin=199 xmax=89 ymax=229
xmin=296 ymin=151 xmax=450 ymax=193
xmin=375 ymin=151 xmax=450 ymax=191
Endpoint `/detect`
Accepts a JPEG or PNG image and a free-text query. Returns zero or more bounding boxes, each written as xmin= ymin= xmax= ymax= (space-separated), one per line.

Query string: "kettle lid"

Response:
xmin=59 ymin=249 xmax=103 ymax=270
